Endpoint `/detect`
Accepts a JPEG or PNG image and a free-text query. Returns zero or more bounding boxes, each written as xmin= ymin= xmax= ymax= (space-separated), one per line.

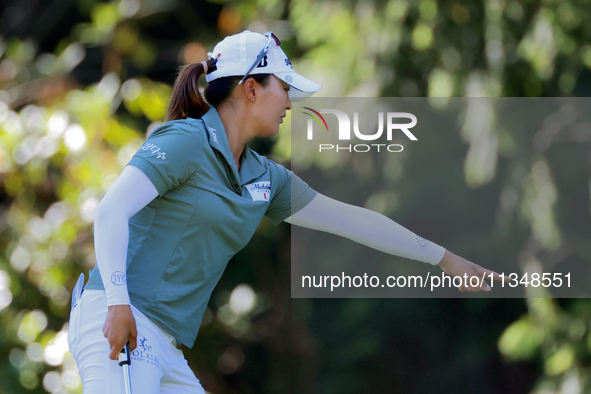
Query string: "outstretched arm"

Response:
xmin=285 ymin=193 xmax=507 ymax=292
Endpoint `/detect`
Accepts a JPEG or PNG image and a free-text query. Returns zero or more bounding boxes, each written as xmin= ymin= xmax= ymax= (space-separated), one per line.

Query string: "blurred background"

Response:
xmin=1 ymin=0 xmax=591 ymax=393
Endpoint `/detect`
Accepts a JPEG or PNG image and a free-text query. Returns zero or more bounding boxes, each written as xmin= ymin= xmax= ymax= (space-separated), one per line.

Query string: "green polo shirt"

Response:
xmin=85 ymin=106 xmax=317 ymax=348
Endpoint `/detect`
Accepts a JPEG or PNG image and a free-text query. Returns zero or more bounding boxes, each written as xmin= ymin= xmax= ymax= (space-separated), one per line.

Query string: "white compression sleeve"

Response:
xmin=93 ymin=165 xmax=159 ymax=306
xmin=285 ymin=194 xmax=446 ymax=265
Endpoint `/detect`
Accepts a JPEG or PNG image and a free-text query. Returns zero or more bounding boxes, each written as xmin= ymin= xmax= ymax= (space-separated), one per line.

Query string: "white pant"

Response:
xmin=68 ymin=289 xmax=206 ymax=394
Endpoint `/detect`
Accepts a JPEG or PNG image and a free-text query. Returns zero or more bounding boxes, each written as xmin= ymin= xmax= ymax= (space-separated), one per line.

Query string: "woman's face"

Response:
xmin=251 ymin=75 xmax=292 ymax=137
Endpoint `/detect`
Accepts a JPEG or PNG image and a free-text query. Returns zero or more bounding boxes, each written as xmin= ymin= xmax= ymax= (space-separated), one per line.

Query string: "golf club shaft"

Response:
xmin=122 ymin=364 xmax=132 ymax=394
xmin=119 ymin=343 xmax=132 ymax=394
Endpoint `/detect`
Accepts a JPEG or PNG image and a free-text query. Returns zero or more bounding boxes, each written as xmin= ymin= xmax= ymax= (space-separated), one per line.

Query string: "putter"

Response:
xmin=118 ymin=343 xmax=132 ymax=394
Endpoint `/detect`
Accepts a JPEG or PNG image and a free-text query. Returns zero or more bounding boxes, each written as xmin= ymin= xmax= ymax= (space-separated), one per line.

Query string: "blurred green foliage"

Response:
xmin=1 ymin=0 xmax=591 ymax=393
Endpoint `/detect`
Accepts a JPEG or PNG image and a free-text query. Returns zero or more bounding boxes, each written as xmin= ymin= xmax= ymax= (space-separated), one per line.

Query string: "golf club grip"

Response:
xmin=118 ymin=342 xmax=131 ymax=366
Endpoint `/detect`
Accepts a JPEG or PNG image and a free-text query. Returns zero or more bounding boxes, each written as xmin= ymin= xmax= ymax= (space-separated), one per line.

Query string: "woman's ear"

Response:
xmin=242 ymin=78 xmax=257 ymax=102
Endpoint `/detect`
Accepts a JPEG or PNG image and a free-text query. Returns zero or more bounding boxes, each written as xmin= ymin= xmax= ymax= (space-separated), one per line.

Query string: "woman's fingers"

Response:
xmin=438 ymin=251 xmax=510 ymax=293
xmin=460 ymin=273 xmax=491 ymax=292
xmin=129 ymin=325 xmax=138 ymax=351
xmin=478 ymin=268 xmax=512 ymax=283
xmin=459 ymin=268 xmax=511 ymax=292
xmin=103 ymin=323 xmax=129 ymax=360
xmin=456 ymin=268 xmax=492 ymax=292
xmin=109 ymin=337 xmax=127 ymax=360
xmin=461 ymin=266 xmax=513 ymax=292
xmin=103 ymin=305 xmax=137 ymax=360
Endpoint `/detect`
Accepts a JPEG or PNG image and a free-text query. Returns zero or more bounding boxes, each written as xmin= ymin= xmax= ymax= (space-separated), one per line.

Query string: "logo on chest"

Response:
xmin=208 ymin=127 xmax=219 ymax=143
xmin=246 ymin=181 xmax=271 ymax=202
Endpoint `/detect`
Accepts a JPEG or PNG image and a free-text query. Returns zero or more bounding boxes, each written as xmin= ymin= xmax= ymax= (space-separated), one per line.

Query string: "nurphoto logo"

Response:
xmin=302 ymin=107 xmax=418 ymax=153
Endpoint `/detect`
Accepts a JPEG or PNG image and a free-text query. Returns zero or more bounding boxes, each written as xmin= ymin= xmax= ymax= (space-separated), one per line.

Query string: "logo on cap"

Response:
xmin=285 ymin=75 xmax=293 ymax=83
xmin=257 ymin=56 xmax=268 ymax=68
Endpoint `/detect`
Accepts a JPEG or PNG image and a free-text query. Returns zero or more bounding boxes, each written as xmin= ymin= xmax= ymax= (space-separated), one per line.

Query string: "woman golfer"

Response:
xmin=68 ymin=30 xmax=507 ymax=393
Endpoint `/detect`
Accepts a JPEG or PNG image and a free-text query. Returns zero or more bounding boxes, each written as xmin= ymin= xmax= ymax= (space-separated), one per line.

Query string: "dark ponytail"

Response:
xmin=166 ymin=58 xmax=217 ymax=121
xmin=166 ymin=57 xmax=272 ymax=122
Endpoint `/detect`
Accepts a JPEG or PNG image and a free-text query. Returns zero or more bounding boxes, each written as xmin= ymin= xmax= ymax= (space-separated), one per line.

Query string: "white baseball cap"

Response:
xmin=205 ymin=30 xmax=322 ymax=101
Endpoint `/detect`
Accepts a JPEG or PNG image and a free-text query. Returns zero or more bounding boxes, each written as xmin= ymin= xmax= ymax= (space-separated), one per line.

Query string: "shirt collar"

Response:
xmin=200 ymin=106 xmax=266 ymax=186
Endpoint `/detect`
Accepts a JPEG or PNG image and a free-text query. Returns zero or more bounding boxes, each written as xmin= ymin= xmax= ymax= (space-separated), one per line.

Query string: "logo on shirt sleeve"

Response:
xmin=111 ymin=271 xmax=126 ymax=285
xmin=141 ymin=143 xmax=166 ymax=160
xmin=416 ymin=235 xmax=429 ymax=247
xmin=246 ymin=181 xmax=271 ymax=202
